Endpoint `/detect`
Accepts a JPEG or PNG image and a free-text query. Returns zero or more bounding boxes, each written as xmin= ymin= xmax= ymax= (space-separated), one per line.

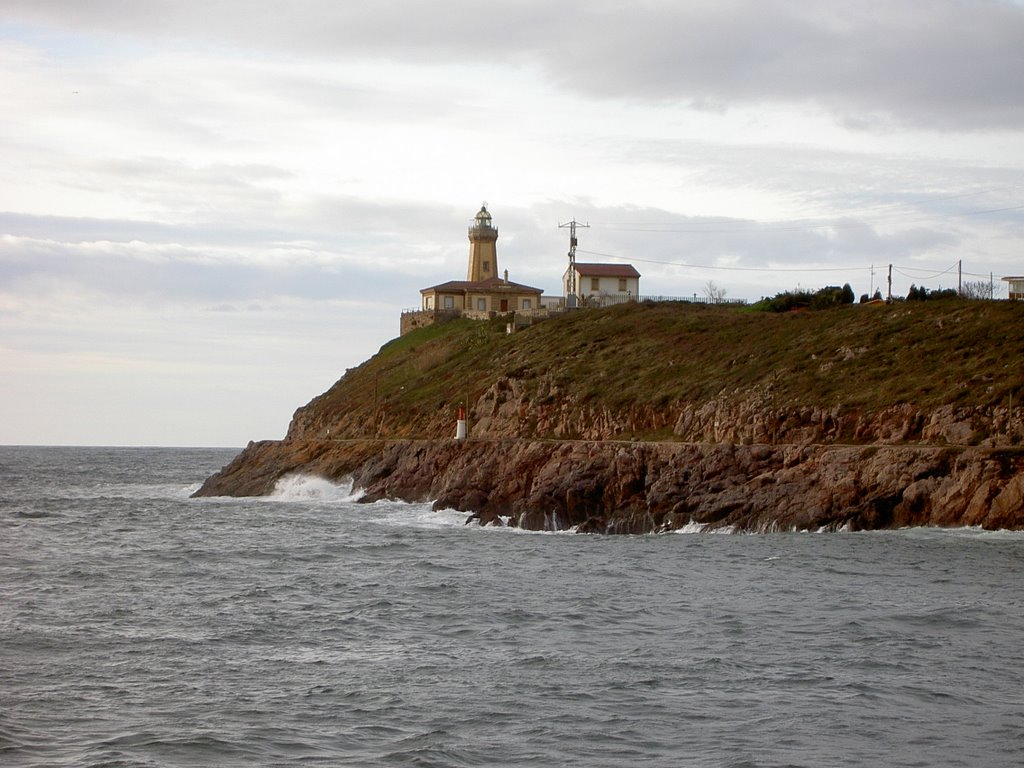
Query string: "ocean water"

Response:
xmin=2 ymin=446 xmax=1023 ymax=768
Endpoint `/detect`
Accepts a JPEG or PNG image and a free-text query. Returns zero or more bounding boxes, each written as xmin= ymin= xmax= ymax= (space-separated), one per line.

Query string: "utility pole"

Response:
xmin=559 ymin=218 xmax=589 ymax=308
xmin=887 ymin=263 xmax=893 ymax=303
xmin=958 ymin=260 xmax=962 ymax=295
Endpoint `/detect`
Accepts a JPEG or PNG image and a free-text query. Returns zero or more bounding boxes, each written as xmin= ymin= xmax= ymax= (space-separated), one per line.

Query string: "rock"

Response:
xmin=194 ymin=437 xmax=1024 ymax=533
xmin=986 ymin=473 xmax=1024 ymax=529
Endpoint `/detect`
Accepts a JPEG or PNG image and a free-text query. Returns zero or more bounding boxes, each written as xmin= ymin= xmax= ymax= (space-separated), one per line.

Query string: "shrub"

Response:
xmin=907 ymin=285 xmax=960 ymax=302
xmin=754 ymin=285 xmax=856 ymax=313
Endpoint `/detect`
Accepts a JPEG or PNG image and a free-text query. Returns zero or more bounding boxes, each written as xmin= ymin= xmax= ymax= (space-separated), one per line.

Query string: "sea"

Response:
xmin=2 ymin=446 xmax=1023 ymax=768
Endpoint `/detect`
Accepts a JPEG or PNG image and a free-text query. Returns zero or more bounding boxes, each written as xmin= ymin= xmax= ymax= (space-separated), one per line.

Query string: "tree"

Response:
xmin=703 ymin=280 xmax=727 ymax=303
xmin=961 ymin=280 xmax=994 ymax=300
xmin=809 ymin=286 xmax=844 ymax=310
xmin=841 ymin=283 xmax=855 ymax=305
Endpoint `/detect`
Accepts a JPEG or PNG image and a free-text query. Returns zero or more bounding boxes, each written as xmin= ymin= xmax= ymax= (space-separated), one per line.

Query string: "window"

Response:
xmin=482 ymin=261 xmax=490 ymax=273
xmin=477 ymin=298 xmax=487 ymax=311
xmin=522 ymin=299 xmax=532 ymax=310
xmin=425 ymin=296 xmax=434 ymax=309
xmin=443 ymin=296 xmax=455 ymax=309
xmin=618 ymin=278 xmax=628 ymax=292
xmin=591 ymin=277 xmax=600 ymax=291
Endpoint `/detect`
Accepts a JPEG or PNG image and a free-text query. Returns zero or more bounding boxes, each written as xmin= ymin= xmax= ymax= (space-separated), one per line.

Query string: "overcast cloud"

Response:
xmin=1 ymin=1 xmax=1022 ymax=445
xmin=9 ymin=0 xmax=1024 ymax=129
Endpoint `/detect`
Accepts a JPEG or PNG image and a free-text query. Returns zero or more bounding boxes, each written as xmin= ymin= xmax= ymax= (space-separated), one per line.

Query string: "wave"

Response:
xmin=372 ymin=504 xmax=469 ymax=530
xmin=672 ymin=520 xmax=739 ymax=535
xmin=668 ymin=521 xmax=1024 ymax=538
xmin=268 ymin=474 xmax=361 ymax=502
xmin=851 ymin=528 xmax=1024 ymax=544
xmin=265 ymin=477 xmax=477 ymax=530
xmin=368 ymin=503 xmax=580 ymax=534
xmin=859 ymin=525 xmax=1024 ymax=540
xmin=10 ymin=508 xmax=61 ymax=519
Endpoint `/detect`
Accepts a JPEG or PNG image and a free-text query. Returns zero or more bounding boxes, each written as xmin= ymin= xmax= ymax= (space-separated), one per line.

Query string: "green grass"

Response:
xmin=295 ymin=300 xmax=1024 ymax=440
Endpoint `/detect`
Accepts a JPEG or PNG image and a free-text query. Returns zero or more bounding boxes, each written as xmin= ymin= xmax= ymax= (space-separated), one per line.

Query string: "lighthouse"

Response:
xmin=466 ymin=204 xmax=498 ymax=282
xmin=405 ymin=203 xmax=544 ymax=336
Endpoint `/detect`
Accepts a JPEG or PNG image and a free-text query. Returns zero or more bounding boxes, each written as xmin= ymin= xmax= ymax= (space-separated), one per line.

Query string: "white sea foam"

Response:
xmin=710 ymin=524 xmax=740 ymax=535
xmin=371 ymin=502 xmax=469 ymax=529
xmin=500 ymin=525 xmax=578 ymax=536
xmin=674 ymin=520 xmax=709 ymax=534
xmin=672 ymin=520 xmax=741 ymax=534
xmin=269 ymin=474 xmax=360 ymax=502
xmin=423 ymin=506 xmax=578 ymax=535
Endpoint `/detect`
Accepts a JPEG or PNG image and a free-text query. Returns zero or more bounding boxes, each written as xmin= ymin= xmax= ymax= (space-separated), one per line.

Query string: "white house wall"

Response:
xmin=568 ymin=271 xmax=640 ymax=299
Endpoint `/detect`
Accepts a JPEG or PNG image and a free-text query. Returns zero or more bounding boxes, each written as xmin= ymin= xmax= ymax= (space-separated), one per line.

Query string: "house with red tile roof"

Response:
xmin=564 ymin=262 xmax=641 ymax=307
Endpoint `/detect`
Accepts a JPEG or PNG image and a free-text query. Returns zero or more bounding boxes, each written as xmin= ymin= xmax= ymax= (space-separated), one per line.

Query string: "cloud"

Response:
xmin=0 ymin=293 xmax=396 ymax=445
xmin=1 ymin=1 xmax=1022 ymax=446
xmin=550 ymin=1 xmax=1024 ymax=131
xmin=0 ymin=233 xmax=426 ymax=308
xmin=5 ymin=0 xmax=1024 ymax=130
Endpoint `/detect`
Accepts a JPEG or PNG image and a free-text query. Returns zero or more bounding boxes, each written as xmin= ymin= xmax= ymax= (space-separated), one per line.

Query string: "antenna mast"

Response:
xmin=559 ymin=218 xmax=589 ymax=307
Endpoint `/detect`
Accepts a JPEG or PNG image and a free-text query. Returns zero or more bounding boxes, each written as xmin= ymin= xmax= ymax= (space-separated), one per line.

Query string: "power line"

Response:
xmin=577 ymin=248 xmax=999 ymax=287
xmin=570 ymin=183 xmax=1024 ymax=284
xmin=892 ymin=264 xmax=960 ymax=280
xmin=577 ymin=248 xmax=873 ymax=274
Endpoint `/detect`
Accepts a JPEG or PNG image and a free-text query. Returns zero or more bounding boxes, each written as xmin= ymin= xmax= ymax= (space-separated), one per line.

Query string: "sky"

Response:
xmin=2 ymin=0 xmax=1023 ymax=447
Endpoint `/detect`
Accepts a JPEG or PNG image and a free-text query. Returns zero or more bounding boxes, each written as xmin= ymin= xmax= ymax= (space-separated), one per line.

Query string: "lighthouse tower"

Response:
xmin=467 ymin=204 xmax=498 ymax=282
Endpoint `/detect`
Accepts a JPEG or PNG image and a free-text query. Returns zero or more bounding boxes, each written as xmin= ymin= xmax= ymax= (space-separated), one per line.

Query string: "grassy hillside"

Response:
xmin=295 ymin=299 xmax=1024 ymax=440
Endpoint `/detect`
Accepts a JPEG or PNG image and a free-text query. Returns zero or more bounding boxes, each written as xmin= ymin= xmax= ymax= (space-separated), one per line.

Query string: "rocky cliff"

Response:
xmin=194 ymin=437 xmax=1024 ymax=533
xmin=194 ymin=301 xmax=1024 ymax=532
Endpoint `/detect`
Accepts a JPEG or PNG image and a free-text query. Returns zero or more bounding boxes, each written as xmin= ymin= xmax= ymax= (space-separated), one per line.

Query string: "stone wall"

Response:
xmin=399 ymin=308 xmax=461 ymax=335
xmin=399 ymin=307 xmax=561 ymax=335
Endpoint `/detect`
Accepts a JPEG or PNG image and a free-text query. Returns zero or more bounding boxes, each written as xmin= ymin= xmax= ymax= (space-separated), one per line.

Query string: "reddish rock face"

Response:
xmin=195 ymin=437 xmax=1024 ymax=534
xmin=195 ymin=298 xmax=1024 ymax=533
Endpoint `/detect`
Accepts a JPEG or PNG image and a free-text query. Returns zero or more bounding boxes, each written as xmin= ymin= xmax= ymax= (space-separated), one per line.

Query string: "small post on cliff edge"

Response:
xmin=455 ymin=405 xmax=468 ymax=441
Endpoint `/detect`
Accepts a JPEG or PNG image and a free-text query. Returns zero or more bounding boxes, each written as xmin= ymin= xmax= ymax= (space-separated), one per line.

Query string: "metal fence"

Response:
xmin=560 ymin=294 xmax=747 ymax=308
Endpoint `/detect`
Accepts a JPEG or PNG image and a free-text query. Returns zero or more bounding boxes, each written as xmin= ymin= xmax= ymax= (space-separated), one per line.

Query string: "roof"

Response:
xmin=421 ymin=277 xmax=543 ymax=295
xmin=572 ymin=262 xmax=641 ymax=278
